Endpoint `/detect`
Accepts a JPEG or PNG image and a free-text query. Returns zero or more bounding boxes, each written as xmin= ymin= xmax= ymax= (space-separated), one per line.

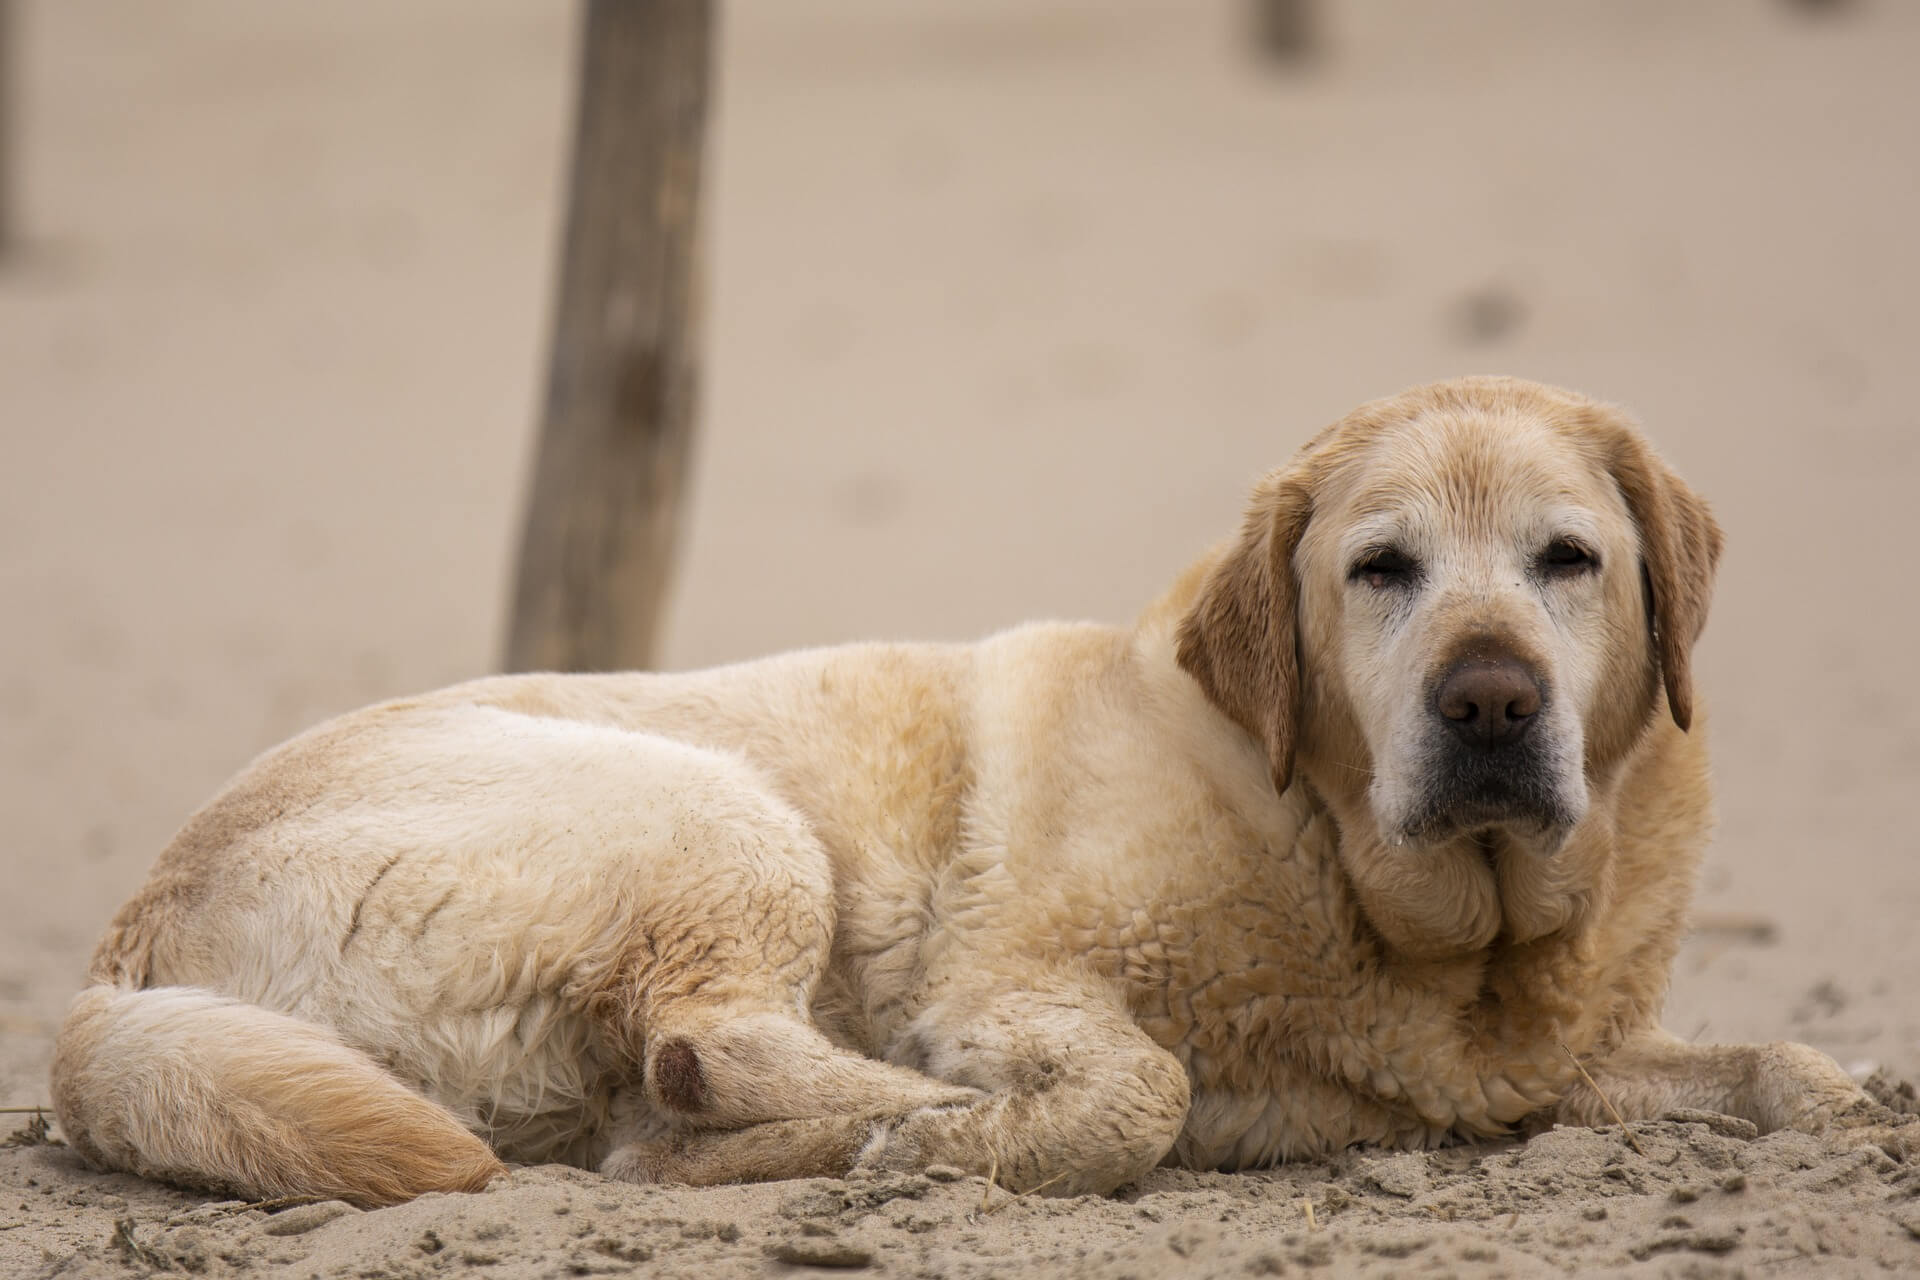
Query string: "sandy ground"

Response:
xmin=3 ymin=1 xmax=1919 ymax=1275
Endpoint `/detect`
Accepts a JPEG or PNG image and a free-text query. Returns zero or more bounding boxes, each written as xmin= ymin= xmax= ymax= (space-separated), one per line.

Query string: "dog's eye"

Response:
xmin=1350 ymin=548 xmax=1418 ymax=588
xmin=1540 ymin=539 xmax=1599 ymax=575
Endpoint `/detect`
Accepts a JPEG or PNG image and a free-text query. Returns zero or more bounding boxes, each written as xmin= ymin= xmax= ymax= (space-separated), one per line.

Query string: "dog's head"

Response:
xmin=1178 ymin=378 xmax=1720 ymax=929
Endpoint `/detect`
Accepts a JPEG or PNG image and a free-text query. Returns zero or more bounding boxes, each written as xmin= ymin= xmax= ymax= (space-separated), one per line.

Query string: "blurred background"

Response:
xmin=2 ymin=0 xmax=1917 ymax=1107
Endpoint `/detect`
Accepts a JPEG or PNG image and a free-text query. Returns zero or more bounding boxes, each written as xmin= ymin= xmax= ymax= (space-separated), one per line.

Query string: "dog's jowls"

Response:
xmin=52 ymin=377 xmax=1877 ymax=1206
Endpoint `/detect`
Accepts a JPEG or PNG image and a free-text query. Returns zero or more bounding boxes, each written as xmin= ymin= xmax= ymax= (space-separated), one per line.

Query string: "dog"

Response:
xmin=51 ymin=376 xmax=1875 ymax=1207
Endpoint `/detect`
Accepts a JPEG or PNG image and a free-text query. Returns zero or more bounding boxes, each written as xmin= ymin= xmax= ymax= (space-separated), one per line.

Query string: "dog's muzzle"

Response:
xmin=1401 ymin=654 xmax=1578 ymax=845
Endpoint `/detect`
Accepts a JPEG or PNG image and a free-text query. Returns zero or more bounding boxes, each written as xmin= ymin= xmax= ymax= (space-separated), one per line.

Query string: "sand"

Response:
xmin=4 ymin=1 xmax=1919 ymax=1275
xmin=7 ymin=1091 xmax=1919 ymax=1277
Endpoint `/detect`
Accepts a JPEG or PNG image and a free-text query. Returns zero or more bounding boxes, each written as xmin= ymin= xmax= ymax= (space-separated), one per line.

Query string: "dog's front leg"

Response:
xmin=860 ymin=978 xmax=1192 ymax=1195
xmin=607 ymin=979 xmax=1191 ymax=1195
xmin=1556 ymin=1027 xmax=1874 ymax=1134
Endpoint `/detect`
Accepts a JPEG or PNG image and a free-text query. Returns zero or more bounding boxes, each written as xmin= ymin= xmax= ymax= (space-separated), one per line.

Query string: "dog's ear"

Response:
xmin=1601 ymin=424 xmax=1724 ymax=732
xmin=1176 ymin=469 xmax=1313 ymax=793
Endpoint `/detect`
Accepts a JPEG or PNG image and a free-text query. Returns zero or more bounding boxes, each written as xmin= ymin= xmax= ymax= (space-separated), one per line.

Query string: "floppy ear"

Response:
xmin=1603 ymin=429 xmax=1724 ymax=732
xmin=1175 ymin=470 xmax=1313 ymax=794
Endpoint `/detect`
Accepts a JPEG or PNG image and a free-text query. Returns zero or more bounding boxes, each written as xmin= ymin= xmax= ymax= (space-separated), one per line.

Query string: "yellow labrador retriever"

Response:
xmin=52 ymin=377 xmax=1872 ymax=1207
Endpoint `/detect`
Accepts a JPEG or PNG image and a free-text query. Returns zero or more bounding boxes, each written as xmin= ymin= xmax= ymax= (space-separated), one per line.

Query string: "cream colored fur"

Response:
xmin=53 ymin=377 xmax=1876 ymax=1207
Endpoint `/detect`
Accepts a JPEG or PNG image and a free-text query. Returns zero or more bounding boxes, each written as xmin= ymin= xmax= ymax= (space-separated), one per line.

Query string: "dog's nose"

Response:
xmin=1434 ymin=657 xmax=1543 ymax=749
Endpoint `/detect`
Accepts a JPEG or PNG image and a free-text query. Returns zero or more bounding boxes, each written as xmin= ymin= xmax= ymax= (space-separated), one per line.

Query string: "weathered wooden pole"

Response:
xmin=505 ymin=0 xmax=713 ymax=673
xmin=0 ymin=0 xmax=14 ymax=255
xmin=1251 ymin=0 xmax=1317 ymax=64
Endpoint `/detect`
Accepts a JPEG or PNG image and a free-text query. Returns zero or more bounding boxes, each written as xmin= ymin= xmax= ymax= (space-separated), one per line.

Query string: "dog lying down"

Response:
xmin=52 ymin=377 xmax=1879 ymax=1207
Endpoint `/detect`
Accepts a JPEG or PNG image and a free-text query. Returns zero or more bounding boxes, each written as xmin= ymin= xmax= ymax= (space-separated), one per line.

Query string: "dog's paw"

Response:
xmin=1758 ymin=1041 xmax=1878 ymax=1134
xmin=1792 ymin=1081 xmax=1920 ymax=1159
xmin=599 ymin=1140 xmax=671 ymax=1184
xmin=847 ymin=1097 xmax=986 ymax=1179
xmin=847 ymin=1114 xmax=919 ymax=1177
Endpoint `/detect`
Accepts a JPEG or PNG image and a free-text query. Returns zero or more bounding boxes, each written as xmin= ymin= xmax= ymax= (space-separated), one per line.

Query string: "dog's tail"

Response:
xmin=51 ymin=984 xmax=504 ymax=1207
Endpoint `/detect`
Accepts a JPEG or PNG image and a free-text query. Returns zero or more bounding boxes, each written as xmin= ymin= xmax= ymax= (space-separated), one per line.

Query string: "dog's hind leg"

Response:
xmin=635 ymin=1004 xmax=981 ymax=1129
xmin=569 ymin=742 xmax=980 ymax=1135
xmin=611 ymin=888 xmax=982 ymax=1135
xmin=596 ymin=980 xmax=984 ymax=1183
xmin=601 ymin=1111 xmax=886 ymax=1186
xmin=602 ymin=978 xmax=1191 ymax=1196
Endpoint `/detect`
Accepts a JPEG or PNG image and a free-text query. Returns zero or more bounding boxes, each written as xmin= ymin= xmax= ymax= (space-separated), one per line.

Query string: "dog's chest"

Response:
xmin=1107 ymin=888 xmax=1588 ymax=1167
xmin=1160 ymin=940 xmax=1599 ymax=1171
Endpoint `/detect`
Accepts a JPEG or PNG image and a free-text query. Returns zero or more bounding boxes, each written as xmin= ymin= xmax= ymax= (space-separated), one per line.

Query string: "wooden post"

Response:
xmin=0 ymin=0 xmax=13 ymax=255
xmin=1251 ymin=0 xmax=1317 ymax=64
xmin=505 ymin=0 xmax=713 ymax=673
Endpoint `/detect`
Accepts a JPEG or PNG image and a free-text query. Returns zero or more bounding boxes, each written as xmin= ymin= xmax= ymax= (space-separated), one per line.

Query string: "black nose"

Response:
xmin=1434 ymin=657 xmax=1543 ymax=749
